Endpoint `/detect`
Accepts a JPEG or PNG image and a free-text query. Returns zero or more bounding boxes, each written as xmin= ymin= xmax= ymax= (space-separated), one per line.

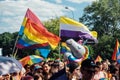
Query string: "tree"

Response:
xmin=79 ymin=0 xmax=120 ymax=37
xmin=0 ymin=32 xmax=15 ymax=56
xmin=79 ymin=0 xmax=120 ymax=59
xmin=43 ymin=17 xmax=60 ymax=36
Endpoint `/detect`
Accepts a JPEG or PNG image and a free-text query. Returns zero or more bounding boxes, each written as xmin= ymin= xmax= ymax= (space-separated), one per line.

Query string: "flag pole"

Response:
xmin=12 ymin=34 xmax=19 ymax=58
xmin=13 ymin=48 xmax=18 ymax=58
xmin=12 ymin=9 xmax=27 ymax=58
xmin=58 ymin=17 xmax=62 ymax=60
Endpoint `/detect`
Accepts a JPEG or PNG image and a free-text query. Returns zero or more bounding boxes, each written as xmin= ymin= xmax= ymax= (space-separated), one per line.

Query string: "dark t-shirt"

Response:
xmin=49 ymin=68 xmax=68 ymax=80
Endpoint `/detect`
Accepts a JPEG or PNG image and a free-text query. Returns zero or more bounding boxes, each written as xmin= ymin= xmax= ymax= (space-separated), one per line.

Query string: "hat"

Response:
xmin=67 ymin=62 xmax=79 ymax=73
xmin=81 ymin=59 xmax=98 ymax=69
xmin=34 ymin=66 xmax=42 ymax=70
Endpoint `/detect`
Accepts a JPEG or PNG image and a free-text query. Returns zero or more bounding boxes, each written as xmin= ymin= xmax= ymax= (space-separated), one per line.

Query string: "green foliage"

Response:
xmin=86 ymin=45 xmax=95 ymax=59
xmin=48 ymin=50 xmax=60 ymax=60
xmin=79 ymin=0 xmax=120 ymax=60
xmin=43 ymin=17 xmax=60 ymax=36
xmin=0 ymin=32 xmax=18 ymax=56
xmin=1 ymin=0 xmax=120 ymax=60
xmin=79 ymin=0 xmax=120 ymax=37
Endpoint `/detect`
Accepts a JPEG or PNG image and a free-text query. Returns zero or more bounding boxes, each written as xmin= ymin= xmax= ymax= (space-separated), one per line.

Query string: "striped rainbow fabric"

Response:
xmin=20 ymin=55 xmax=44 ymax=66
xmin=112 ymin=39 xmax=120 ymax=64
xmin=60 ymin=42 xmax=70 ymax=54
xmin=16 ymin=9 xmax=60 ymax=49
xmin=95 ymin=55 xmax=102 ymax=63
xmin=60 ymin=16 xmax=97 ymax=42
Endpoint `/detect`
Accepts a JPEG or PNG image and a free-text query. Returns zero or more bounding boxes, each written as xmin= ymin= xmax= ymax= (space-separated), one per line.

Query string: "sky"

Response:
xmin=0 ymin=0 xmax=96 ymax=34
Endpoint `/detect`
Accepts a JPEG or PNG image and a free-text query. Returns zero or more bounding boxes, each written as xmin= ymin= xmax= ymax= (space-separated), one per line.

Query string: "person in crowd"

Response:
xmin=101 ymin=60 xmax=110 ymax=79
xmin=80 ymin=59 xmax=98 ymax=80
xmin=24 ymin=64 xmax=31 ymax=75
xmin=111 ymin=60 xmax=117 ymax=66
xmin=42 ymin=62 xmax=52 ymax=80
xmin=59 ymin=61 xmax=65 ymax=71
xmin=47 ymin=60 xmax=54 ymax=66
xmin=10 ymin=72 xmax=22 ymax=80
xmin=21 ymin=75 xmax=34 ymax=80
xmin=34 ymin=65 xmax=43 ymax=74
xmin=105 ymin=59 xmax=111 ymax=66
xmin=49 ymin=63 xmax=68 ymax=80
xmin=24 ymin=64 xmax=35 ymax=77
xmin=1 ymin=74 xmax=10 ymax=80
xmin=93 ymin=61 xmax=108 ymax=80
xmin=33 ymin=73 xmax=43 ymax=80
xmin=33 ymin=65 xmax=44 ymax=80
xmin=109 ymin=65 xmax=119 ymax=80
xmin=50 ymin=62 xmax=59 ymax=75
xmin=67 ymin=62 xmax=81 ymax=80
xmin=38 ymin=61 xmax=45 ymax=67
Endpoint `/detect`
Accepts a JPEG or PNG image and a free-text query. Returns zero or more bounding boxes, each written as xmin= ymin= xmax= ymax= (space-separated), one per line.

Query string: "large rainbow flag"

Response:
xmin=16 ymin=9 xmax=60 ymax=49
xmin=60 ymin=16 xmax=98 ymax=43
xmin=112 ymin=39 xmax=120 ymax=64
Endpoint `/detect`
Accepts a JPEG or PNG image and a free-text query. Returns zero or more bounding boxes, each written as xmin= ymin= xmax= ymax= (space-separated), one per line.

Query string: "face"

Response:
xmin=42 ymin=64 xmax=50 ymax=73
xmin=10 ymin=72 xmax=21 ymax=80
xmin=26 ymin=66 xmax=30 ymax=73
xmin=59 ymin=62 xmax=64 ymax=70
xmin=2 ymin=74 xmax=10 ymax=80
xmin=73 ymin=66 xmax=81 ymax=79
xmin=51 ymin=66 xmax=59 ymax=74
xmin=102 ymin=62 xmax=108 ymax=70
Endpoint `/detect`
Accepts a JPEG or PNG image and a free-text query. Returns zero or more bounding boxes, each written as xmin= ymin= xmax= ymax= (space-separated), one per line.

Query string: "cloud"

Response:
xmin=0 ymin=0 xmax=93 ymax=34
xmin=55 ymin=0 xmax=62 ymax=3
xmin=0 ymin=0 xmax=69 ymax=33
xmin=67 ymin=0 xmax=96 ymax=3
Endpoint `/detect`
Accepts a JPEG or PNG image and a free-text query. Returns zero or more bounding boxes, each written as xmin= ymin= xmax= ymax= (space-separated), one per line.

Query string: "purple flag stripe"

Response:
xmin=60 ymin=30 xmax=93 ymax=39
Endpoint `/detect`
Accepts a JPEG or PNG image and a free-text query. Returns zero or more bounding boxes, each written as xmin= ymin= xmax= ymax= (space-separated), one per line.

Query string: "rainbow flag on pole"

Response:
xmin=16 ymin=9 xmax=60 ymax=49
xmin=95 ymin=55 xmax=102 ymax=63
xmin=60 ymin=16 xmax=98 ymax=43
xmin=112 ymin=39 xmax=120 ymax=64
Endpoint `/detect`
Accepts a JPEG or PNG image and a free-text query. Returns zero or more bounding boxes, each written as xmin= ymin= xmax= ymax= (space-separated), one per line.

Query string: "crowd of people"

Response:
xmin=0 ymin=58 xmax=119 ymax=80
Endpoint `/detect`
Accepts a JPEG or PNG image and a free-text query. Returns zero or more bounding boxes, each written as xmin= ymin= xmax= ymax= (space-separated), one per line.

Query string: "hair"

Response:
xmin=33 ymin=73 xmax=43 ymax=80
xmin=21 ymin=76 xmax=34 ymax=80
xmin=109 ymin=65 xmax=118 ymax=74
xmin=68 ymin=62 xmax=79 ymax=73
xmin=96 ymin=61 xmax=102 ymax=67
xmin=24 ymin=64 xmax=30 ymax=69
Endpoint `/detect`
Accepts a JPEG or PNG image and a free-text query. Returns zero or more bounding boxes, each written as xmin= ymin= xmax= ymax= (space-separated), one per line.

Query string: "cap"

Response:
xmin=81 ymin=59 xmax=98 ymax=68
xmin=34 ymin=66 xmax=42 ymax=70
xmin=67 ymin=62 xmax=79 ymax=73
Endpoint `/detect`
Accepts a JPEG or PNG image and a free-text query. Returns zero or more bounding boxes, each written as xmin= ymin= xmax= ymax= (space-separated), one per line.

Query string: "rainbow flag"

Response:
xmin=60 ymin=16 xmax=98 ymax=43
xmin=60 ymin=42 xmax=70 ymax=54
xmin=112 ymin=39 xmax=120 ymax=64
xmin=95 ymin=55 xmax=102 ymax=63
xmin=16 ymin=9 xmax=60 ymax=49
